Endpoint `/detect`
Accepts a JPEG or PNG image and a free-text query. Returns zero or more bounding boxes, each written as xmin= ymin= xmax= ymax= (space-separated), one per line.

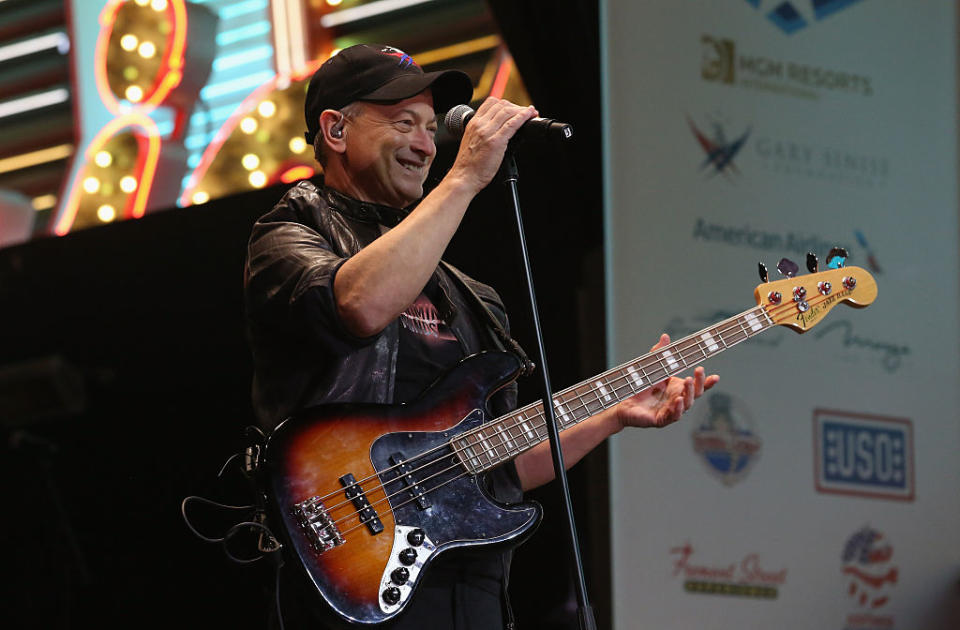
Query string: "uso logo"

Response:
xmin=814 ymin=410 xmax=914 ymax=501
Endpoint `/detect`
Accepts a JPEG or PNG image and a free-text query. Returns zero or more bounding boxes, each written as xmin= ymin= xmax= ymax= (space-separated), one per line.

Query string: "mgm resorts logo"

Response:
xmin=701 ymin=34 xmax=873 ymax=100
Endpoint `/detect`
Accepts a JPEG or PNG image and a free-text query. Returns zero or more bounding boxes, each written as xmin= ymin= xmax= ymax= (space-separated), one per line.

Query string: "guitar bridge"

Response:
xmin=292 ymin=495 xmax=345 ymax=553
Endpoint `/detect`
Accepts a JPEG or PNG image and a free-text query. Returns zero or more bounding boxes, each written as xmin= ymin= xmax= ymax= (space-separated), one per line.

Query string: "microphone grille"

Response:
xmin=444 ymin=104 xmax=474 ymax=135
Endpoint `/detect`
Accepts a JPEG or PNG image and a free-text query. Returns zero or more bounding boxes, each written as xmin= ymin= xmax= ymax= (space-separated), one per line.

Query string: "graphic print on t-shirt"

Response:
xmin=400 ymin=294 xmax=457 ymax=341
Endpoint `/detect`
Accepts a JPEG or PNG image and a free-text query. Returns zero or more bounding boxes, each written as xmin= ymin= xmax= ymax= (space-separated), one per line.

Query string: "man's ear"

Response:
xmin=319 ymin=109 xmax=347 ymax=154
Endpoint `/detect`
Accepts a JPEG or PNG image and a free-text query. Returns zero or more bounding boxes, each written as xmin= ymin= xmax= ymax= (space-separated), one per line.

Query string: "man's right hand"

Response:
xmin=333 ymin=98 xmax=536 ymax=339
xmin=446 ymin=97 xmax=538 ymax=194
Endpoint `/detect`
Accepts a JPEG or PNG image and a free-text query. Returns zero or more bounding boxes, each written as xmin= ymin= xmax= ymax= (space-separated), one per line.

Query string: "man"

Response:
xmin=244 ymin=44 xmax=717 ymax=629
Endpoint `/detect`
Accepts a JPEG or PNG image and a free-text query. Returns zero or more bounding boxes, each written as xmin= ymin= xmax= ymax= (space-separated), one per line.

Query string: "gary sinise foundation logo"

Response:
xmin=685 ymin=112 xmax=892 ymax=189
xmin=701 ymin=34 xmax=873 ymax=100
xmin=687 ymin=114 xmax=751 ymax=178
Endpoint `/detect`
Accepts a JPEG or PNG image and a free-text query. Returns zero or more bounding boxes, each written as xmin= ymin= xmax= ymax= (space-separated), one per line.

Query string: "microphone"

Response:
xmin=444 ymin=104 xmax=573 ymax=143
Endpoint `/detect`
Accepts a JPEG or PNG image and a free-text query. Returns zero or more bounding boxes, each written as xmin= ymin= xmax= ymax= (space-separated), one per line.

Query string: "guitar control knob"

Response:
xmin=382 ymin=587 xmax=401 ymax=605
xmin=399 ymin=548 xmax=417 ymax=566
xmin=407 ymin=529 xmax=425 ymax=546
xmin=793 ymin=286 xmax=807 ymax=301
xmin=767 ymin=291 xmax=782 ymax=305
xmin=843 ymin=276 xmax=857 ymax=290
xmin=818 ymin=281 xmax=832 ymax=296
xmin=391 ymin=567 xmax=410 ymax=585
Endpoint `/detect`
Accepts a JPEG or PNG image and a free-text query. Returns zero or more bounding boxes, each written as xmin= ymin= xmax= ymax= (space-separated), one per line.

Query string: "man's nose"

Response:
xmin=410 ymin=127 xmax=436 ymax=158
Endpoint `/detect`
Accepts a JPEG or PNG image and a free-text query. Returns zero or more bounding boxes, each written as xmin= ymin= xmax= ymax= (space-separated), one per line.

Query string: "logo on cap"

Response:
xmin=380 ymin=46 xmax=418 ymax=68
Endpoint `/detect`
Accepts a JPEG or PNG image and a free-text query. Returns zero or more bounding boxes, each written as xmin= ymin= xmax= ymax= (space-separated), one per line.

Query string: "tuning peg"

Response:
xmin=806 ymin=252 xmax=818 ymax=273
xmin=826 ymin=247 xmax=848 ymax=269
xmin=758 ymin=262 xmax=768 ymax=283
xmin=777 ymin=257 xmax=799 ymax=278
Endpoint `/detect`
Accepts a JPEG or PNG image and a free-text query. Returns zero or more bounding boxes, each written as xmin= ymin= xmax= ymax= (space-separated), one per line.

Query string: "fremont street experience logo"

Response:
xmin=670 ymin=541 xmax=787 ymax=600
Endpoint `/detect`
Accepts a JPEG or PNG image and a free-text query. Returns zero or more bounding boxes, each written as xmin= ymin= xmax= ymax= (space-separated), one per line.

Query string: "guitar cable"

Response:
xmin=180 ymin=426 xmax=282 ymax=564
xmin=181 ymin=427 xmax=292 ymax=628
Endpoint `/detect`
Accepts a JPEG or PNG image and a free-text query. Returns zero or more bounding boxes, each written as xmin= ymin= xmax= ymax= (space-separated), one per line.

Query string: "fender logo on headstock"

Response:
xmin=756 ymin=264 xmax=877 ymax=334
xmin=795 ymin=288 xmax=850 ymax=329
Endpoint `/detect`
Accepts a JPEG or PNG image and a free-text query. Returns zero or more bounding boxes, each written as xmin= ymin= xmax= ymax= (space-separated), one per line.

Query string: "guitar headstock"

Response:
xmin=754 ymin=261 xmax=877 ymax=333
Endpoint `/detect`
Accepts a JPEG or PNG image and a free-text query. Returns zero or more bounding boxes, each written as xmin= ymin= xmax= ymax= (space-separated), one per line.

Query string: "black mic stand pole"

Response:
xmin=499 ymin=149 xmax=597 ymax=630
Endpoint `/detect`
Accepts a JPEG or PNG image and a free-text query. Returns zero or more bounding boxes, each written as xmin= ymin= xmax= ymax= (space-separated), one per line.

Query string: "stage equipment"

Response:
xmin=444 ymin=104 xmax=573 ymax=144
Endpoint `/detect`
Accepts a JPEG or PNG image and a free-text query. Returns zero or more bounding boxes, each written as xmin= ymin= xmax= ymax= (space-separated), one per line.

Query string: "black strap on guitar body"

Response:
xmin=439 ymin=260 xmax=536 ymax=377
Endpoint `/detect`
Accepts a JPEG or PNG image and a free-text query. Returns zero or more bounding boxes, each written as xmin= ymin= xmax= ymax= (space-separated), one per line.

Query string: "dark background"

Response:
xmin=0 ymin=1 xmax=610 ymax=627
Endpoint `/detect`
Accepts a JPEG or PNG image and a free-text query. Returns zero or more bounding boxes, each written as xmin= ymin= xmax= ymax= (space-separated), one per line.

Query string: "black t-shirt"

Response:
xmin=395 ymin=276 xmax=465 ymax=403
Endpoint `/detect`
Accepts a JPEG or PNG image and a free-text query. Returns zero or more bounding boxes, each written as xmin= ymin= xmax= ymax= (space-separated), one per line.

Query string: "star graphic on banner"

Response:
xmin=749 ymin=0 xmax=816 ymax=24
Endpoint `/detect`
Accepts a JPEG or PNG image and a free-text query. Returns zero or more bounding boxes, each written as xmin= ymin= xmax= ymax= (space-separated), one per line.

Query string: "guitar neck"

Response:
xmin=453 ymin=305 xmax=775 ymax=474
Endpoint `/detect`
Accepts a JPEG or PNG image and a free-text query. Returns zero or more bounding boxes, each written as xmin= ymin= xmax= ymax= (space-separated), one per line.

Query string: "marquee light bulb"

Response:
xmin=120 ymin=34 xmax=139 ymax=51
xmin=249 ymin=171 xmax=267 ymax=188
xmin=83 ymin=177 xmax=100 ymax=193
xmin=138 ymin=41 xmax=157 ymax=59
xmin=289 ymin=137 xmax=307 ymax=153
xmin=120 ymin=176 xmax=138 ymax=193
xmin=192 ymin=191 xmax=210 ymax=205
xmin=97 ymin=205 xmax=116 ymax=222
xmin=242 ymin=153 xmax=260 ymax=170
xmin=94 ymin=151 xmax=113 ymax=167
xmin=125 ymin=85 xmax=144 ymax=102
xmin=151 ymin=0 xmax=168 ymax=11
xmin=258 ymin=100 xmax=276 ymax=118
xmin=240 ymin=117 xmax=258 ymax=134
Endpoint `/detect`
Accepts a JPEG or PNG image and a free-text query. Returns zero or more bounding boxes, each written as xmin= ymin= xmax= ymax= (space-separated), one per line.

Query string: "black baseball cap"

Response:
xmin=304 ymin=44 xmax=473 ymax=144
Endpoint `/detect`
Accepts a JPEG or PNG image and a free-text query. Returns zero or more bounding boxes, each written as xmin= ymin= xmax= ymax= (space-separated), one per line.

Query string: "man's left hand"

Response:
xmin=613 ymin=333 xmax=719 ymax=431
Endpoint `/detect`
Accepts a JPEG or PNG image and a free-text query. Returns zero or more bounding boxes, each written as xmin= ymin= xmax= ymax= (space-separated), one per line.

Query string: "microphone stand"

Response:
xmin=499 ymin=149 xmax=597 ymax=630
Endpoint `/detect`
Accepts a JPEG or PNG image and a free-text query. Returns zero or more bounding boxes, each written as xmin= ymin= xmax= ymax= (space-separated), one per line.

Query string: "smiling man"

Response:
xmin=244 ymin=44 xmax=716 ymax=629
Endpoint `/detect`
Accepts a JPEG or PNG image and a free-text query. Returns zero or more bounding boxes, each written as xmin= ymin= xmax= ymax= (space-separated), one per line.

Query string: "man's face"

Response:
xmin=342 ymin=90 xmax=438 ymax=208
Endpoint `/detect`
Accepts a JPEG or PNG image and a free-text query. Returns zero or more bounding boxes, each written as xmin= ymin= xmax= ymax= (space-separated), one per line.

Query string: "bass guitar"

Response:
xmin=264 ymin=261 xmax=877 ymax=626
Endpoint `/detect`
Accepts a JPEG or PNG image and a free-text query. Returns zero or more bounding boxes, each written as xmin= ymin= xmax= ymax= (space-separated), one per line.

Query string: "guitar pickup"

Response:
xmin=340 ymin=473 xmax=384 ymax=535
xmin=390 ymin=452 xmax=431 ymax=510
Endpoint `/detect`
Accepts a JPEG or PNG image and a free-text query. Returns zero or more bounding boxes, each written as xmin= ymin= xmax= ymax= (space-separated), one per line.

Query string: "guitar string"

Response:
xmin=330 ymin=295 xmax=816 ymax=538
xmin=307 ymin=301 xmax=786 ymax=522
xmin=298 ymin=305 xmax=767 ymax=519
xmin=315 ymin=289 xmax=837 ymax=529
xmin=334 ymin=303 xmax=779 ymax=537
xmin=328 ymin=303 xmax=782 ymax=534
xmin=316 ymin=304 xmax=784 ymax=531
xmin=305 ymin=304 xmax=770 ymax=514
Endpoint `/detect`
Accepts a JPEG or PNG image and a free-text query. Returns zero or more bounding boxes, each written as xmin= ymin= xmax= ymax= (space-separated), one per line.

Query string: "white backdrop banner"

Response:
xmin=601 ymin=2 xmax=960 ymax=629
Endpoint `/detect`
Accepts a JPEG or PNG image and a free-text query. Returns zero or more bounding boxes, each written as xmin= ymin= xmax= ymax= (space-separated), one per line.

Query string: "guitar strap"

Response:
xmin=439 ymin=261 xmax=536 ymax=378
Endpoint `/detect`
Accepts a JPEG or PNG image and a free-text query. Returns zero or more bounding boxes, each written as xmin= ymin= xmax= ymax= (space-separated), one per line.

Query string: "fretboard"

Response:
xmin=451 ymin=305 xmax=774 ymax=473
